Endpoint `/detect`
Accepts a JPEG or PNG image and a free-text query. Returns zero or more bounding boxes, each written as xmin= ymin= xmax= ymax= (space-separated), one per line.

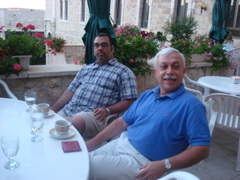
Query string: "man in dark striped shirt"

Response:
xmin=51 ymin=33 xmax=138 ymax=139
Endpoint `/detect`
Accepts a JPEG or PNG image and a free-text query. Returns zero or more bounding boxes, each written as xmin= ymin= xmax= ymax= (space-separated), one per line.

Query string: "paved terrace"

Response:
xmin=182 ymin=127 xmax=240 ymax=180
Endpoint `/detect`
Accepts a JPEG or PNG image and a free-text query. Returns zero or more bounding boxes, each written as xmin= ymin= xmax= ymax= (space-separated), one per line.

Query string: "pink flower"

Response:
xmin=34 ymin=32 xmax=42 ymax=39
xmin=183 ymin=33 xmax=186 ymax=36
xmin=0 ymin=47 xmax=2 ymax=51
xmin=129 ymin=59 xmax=134 ymax=63
xmin=206 ymin=57 xmax=211 ymax=60
xmin=13 ymin=63 xmax=21 ymax=70
xmin=146 ymin=54 xmax=151 ymax=59
xmin=51 ymin=50 xmax=56 ymax=56
xmin=214 ymin=57 xmax=218 ymax=60
xmin=219 ymin=58 xmax=223 ymax=60
xmin=208 ymin=46 xmax=211 ymax=48
xmin=0 ymin=26 xmax=4 ymax=32
xmin=72 ymin=59 xmax=79 ymax=65
xmin=16 ymin=23 xmax=23 ymax=29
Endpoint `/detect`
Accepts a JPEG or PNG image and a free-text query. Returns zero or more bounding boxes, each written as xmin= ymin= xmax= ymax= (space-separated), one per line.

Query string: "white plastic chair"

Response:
xmin=183 ymin=75 xmax=203 ymax=102
xmin=0 ymin=79 xmax=18 ymax=99
xmin=185 ymin=87 xmax=203 ymax=102
xmin=204 ymin=93 xmax=240 ymax=171
xmin=158 ymin=171 xmax=200 ymax=180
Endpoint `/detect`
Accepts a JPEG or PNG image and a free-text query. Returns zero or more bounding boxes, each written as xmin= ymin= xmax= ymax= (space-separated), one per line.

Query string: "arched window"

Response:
xmin=114 ymin=0 xmax=122 ymax=25
xmin=140 ymin=0 xmax=149 ymax=28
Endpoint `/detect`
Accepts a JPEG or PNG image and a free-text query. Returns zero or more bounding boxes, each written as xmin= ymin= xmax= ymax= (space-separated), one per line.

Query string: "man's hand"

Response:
xmin=94 ymin=108 xmax=108 ymax=123
xmin=135 ymin=161 xmax=165 ymax=180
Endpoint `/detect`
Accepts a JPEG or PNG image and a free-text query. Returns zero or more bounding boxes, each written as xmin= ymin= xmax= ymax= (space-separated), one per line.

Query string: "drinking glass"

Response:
xmin=25 ymin=91 xmax=36 ymax=112
xmin=30 ymin=109 xmax=44 ymax=142
xmin=1 ymin=135 xmax=20 ymax=170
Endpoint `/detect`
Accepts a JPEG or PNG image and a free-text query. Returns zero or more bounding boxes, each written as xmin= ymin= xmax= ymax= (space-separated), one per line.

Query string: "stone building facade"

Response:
xmin=44 ymin=0 xmax=218 ymax=62
xmin=0 ymin=8 xmax=45 ymax=38
xmin=45 ymin=0 xmax=214 ymax=46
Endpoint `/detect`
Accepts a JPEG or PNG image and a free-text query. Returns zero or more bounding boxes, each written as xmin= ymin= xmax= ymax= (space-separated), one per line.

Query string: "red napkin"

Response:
xmin=61 ymin=141 xmax=81 ymax=153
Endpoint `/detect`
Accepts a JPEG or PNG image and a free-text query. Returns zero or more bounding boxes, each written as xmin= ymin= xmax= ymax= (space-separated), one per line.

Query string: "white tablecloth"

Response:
xmin=0 ymin=98 xmax=89 ymax=180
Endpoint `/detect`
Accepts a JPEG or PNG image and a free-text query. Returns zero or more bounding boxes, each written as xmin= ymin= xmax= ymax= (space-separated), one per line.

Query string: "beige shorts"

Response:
xmin=58 ymin=109 xmax=118 ymax=139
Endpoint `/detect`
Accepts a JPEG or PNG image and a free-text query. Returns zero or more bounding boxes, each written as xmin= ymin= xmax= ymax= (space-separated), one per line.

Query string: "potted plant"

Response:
xmin=191 ymin=35 xmax=213 ymax=62
xmin=1 ymin=23 xmax=47 ymax=70
xmin=163 ymin=16 xmax=231 ymax=70
xmin=45 ymin=37 xmax=66 ymax=53
xmin=114 ymin=24 xmax=163 ymax=76
xmin=206 ymin=42 xmax=231 ymax=71
xmin=163 ymin=16 xmax=198 ymax=65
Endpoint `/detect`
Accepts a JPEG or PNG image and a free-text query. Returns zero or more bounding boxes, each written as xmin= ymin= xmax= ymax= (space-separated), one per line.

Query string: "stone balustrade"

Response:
xmin=0 ymin=63 xmax=235 ymax=105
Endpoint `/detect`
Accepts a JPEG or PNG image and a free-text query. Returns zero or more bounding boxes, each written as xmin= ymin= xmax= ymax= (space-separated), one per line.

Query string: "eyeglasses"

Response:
xmin=94 ymin=43 xmax=109 ymax=49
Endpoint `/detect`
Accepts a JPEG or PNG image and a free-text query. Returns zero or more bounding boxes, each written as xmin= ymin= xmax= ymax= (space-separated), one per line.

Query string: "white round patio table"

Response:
xmin=197 ymin=76 xmax=240 ymax=98
xmin=0 ymin=98 xmax=89 ymax=180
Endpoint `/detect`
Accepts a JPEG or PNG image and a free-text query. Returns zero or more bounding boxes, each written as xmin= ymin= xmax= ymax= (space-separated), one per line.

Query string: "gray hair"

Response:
xmin=153 ymin=47 xmax=186 ymax=69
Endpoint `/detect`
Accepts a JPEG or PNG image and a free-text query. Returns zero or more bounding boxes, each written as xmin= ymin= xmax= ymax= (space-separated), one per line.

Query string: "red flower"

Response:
xmin=34 ymin=32 xmax=43 ymax=39
xmin=0 ymin=26 xmax=4 ymax=32
xmin=44 ymin=39 xmax=54 ymax=47
xmin=22 ymin=27 xmax=28 ymax=31
xmin=16 ymin=23 xmax=23 ymax=28
xmin=13 ymin=63 xmax=22 ymax=71
xmin=26 ymin=24 xmax=35 ymax=30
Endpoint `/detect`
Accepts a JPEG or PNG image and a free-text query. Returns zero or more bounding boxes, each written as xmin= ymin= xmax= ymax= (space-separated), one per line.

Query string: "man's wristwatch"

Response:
xmin=164 ymin=159 xmax=172 ymax=173
xmin=105 ymin=108 xmax=111 ymax=116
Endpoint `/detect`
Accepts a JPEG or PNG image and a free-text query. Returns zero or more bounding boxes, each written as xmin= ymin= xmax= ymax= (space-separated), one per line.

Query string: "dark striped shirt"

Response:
xmin=63 ymin=58 xmax=138 ymax=116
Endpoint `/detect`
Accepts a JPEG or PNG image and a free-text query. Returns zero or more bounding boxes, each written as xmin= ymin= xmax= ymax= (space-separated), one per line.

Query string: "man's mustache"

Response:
xmin=163 ymin=75 xmax=177 ymax=80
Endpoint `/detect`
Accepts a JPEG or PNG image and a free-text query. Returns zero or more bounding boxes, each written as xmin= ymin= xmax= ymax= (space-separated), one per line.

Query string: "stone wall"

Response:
xmin=0 ymin=64 xmax=235 ymax=105
xmin=0 ymin=75 xmax=75 ymax=105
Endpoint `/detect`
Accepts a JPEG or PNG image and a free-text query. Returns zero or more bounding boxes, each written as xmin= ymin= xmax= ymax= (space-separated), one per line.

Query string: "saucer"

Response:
xmin=44 ymin=110 xmax=55 ymax=118
xmin=49 ymin=128 xmax=75 ymax=139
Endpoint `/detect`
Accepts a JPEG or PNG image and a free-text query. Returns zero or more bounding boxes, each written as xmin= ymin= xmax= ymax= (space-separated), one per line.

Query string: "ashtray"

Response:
xmin=230 ymin=76 xmax=240 ymax=84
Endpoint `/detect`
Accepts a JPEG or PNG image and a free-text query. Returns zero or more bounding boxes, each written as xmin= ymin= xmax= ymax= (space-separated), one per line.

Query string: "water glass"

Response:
xmin=30 ymin=109 xmax=44 ymax=142
xmin=25 ymin=90 xmax=36 ymax=112
xmin=1 ymin=135 xmax=20 ymax=169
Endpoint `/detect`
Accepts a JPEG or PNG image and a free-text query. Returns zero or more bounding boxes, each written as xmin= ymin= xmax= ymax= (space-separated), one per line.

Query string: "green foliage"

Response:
xmin=114 ymin=24 xmax=162 ymax=76
xmin=206 ymin=42 xmax=231 ymax=71
xmin=163 ymin=16 xmax=231 ymax=70
xmin=191 ymin=35 xmax=212 ymax=54
xmin=49 ymin=37 xmax=66 ymax=52
xmin=0 ymin=56 xmax=22 ymax=77
xmin=163 ymin=16 xmax=198 ymax=40
xmin=163 ymin=16 xmax=198 ymax=64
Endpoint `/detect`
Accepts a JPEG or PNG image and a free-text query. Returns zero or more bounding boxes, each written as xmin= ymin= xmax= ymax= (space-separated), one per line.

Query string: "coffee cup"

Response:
xmin=37 ymin=103 xmax=50 ymax=116
xmin=55 ymin=120 xmax=72 ymax=135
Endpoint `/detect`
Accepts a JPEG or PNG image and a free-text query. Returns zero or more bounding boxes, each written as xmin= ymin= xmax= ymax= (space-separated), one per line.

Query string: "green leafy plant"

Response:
xmin=46 ymin=37 xmax=66 ymax=52
xmin=163 ymin=16 xmax=198 ymax=40
xmin=0 ymin=56 xmax=22 ymax=77
xmin=191 ymin=35 xmax=213 ymax=54
xmin=114 ymin=24 xmax=163 ymax=76
xmin=163 ymin=16 xmax=231 ymax=70
xmin=0 ymin=23 xmax=48 ymax=77
xmin=163 ymin=16 xmax=198 ymax=64
xmin=206 ymin=42 xmax=231 ymax=71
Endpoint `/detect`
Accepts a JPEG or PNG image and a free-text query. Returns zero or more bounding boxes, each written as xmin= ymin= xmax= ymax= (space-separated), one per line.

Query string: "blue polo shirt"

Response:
xmin=122 ymin=84 xmax=211 ymax=161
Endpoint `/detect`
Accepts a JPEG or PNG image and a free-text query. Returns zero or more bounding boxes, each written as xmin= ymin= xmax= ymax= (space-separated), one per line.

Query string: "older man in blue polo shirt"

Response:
xmin=86 ymin=47 xmax=211 ymax=180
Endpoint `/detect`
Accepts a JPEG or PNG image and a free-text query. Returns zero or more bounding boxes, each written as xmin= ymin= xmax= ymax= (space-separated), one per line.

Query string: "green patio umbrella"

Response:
xmin=82 ymin=0 xmax=116 ymax=64
xmin=209 ymin=0 xmax=229 ymax=43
